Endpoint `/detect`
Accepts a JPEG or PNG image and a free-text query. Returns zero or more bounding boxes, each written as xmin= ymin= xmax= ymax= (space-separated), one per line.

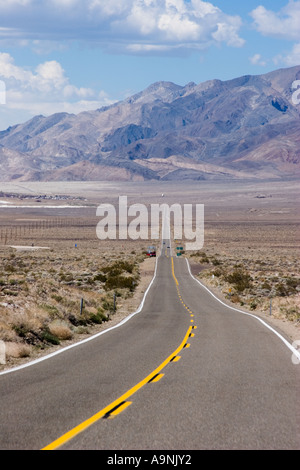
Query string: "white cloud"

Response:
xmin=250 ymin=0 xmax=300 ymax=70
xmin=250 ymin=2 xmax=300 ymax=68
xmin=250 ymin=1 xmax=300 ymax=41
xmin=274 ymin=42 xmax=300 ymax=66
xmin=212 ymin=19 xmax=245 ymax=47
xmin=249 ymin=53 xmax=267 ymax=67
xmin=35 ymin=61 xmax=68 ymax=91
xmin=158 ymin=12 xmax=200 ymax=41
xmin=0 ymin=52 xmax=114 ymax=128
xmin=0 ymin=0 xmax=245 ymax=54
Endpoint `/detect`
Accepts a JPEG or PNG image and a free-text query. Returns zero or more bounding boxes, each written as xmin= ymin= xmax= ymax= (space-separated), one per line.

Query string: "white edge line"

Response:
xmin=0 ymin=257 xmax=159 ymax=376
xmin=185 ymin=257 xmax=300 ymax=362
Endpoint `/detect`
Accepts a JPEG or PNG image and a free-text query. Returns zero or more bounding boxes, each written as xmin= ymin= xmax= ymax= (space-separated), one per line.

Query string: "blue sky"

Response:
xmin=0 ymin=0 xmax=299 ymax=130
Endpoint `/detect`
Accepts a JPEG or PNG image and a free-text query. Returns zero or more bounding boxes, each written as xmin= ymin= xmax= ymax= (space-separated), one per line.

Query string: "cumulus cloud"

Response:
xmin=0 ymin=0 xmax=245 ymax=54
xmin=0 ymin=52 xmax=113 ymax=128
xmin=250 ymin=1 xmax=300 ymax=41
xmin=250 ymin=1 xmax=300 ymax=67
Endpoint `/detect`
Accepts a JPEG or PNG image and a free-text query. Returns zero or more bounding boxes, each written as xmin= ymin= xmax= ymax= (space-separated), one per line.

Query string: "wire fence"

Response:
xmin=0 ymin=217 xmax=98 ymax=245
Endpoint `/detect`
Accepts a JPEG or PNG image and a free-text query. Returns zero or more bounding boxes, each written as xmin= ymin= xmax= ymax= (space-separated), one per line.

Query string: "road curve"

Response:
xmin=0 ymin=243 xmax=299 ymax=450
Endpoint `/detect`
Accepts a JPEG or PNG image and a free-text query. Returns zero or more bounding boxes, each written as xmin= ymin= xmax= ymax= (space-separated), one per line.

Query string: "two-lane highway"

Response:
xmin=0 ymin=242 xmax=299 ymax=450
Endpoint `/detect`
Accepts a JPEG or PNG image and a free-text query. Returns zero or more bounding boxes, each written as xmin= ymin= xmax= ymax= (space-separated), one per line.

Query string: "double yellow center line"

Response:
xmin=172 ymin=257 xmax=195 ymax=324
xmin=42 ymin=256 xmax=196 ymax=450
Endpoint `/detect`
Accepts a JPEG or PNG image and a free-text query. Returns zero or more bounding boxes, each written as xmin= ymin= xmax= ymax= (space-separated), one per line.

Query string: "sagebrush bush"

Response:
xmin=5 ymin=342 xmax=31 ymax=358
xmin=48 ymin=322 xmax=73 ymax=340
xmin=225 ymin=269 xmax=252 ymax=292
xmin=104 ymin=274 xmax=136 ymax=291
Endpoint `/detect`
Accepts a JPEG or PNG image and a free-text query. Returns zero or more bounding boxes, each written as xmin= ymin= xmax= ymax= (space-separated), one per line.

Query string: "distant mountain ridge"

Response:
xmin=0 ymin=65 xmax=299 ymax=182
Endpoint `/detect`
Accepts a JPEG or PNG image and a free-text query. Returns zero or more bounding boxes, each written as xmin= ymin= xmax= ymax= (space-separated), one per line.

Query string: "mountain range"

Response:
xmin=0 ymin=65 xmax=299 ymax=182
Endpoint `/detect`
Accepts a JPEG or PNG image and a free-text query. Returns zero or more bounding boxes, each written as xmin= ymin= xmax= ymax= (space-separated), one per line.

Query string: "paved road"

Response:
xmin=0 ymin=242 xmax=299 ymax=450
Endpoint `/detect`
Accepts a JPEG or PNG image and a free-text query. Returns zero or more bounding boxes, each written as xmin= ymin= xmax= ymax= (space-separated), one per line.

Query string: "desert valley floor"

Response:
xmin=0 ymin=179 xmax=299 ymax=370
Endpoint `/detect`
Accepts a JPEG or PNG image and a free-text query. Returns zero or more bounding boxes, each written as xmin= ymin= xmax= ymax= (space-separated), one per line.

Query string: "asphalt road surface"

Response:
xmin=0 ymin=241 xmax=299 ymax=450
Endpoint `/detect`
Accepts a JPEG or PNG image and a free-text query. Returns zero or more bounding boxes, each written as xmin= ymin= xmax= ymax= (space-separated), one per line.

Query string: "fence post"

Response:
xmin=0 ymin=340 xmax=6 ymax=365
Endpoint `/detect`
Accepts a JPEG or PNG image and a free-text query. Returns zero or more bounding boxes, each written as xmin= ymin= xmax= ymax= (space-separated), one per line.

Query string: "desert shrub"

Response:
xmin=102 ymin=260 xmax=135 ymax=276
xmin=88 ymin=309 xmax=109 ymax=324
xmin=94 ymin=273 xmax=107 ymax=282
xmin=4 ymin=264 xmax=16 ymax=273
xmin=190 ymin=250 xmax=203 ymax=257
xmin=102 ymin=298 xmax=115 ymax=312
xmin=284 ymin=306 xmax=300 ymax=322
xmin=67 ymin=314 xmax=81 ymax=327
xmin=212 ymin=268 xmax=222 ymax=277
xmin=3 ymin=289 xmax=18 ymax=296
xmin=102 ymin=265 xmax=122 ymax=277
xmin=261 ymin=281 xmax=271 ymax=291
xmin=12 ymin=322 xmax=31 ymax=338
xmin=5 ymin=342 xmax=31 ymax=358
xmin=117 ymin=260 xmax=135 ymax=273
xmin=12 ymin=321 xmax=41 ymax=345
xmin=48 ymin=322 xmax=73 ymax=340
xmin=41 ymin=328 xmax=60 ymax=345
xmin=275 ymin=282 xmax=295 ymax=297
xmin=105 ymin=274 xmax=136 ymax=291
xmin=200 ymin=253 xmax=210 ymax=263
xmin=285 ymin=277 xmax=299 ymax=293
xmin=59 ymin=272 xmax=74 ymax=282
xmin=225 ymin=269 xmax=252 ymax=292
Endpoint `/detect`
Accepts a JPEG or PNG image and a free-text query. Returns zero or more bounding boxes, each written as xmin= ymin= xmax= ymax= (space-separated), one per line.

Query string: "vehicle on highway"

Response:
xmin=146 ymin=246 xmax=156 ymax=257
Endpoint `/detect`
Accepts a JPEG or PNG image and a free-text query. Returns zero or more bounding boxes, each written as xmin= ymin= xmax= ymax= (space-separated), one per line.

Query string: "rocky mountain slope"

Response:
xmin=0 ymin=65 xmax=299 ymax=181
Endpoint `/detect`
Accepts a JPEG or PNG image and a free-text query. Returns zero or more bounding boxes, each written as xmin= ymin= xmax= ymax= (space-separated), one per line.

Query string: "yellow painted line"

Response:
xmin=148 ymin=373 xmax=164 ymax=383
xmin=184 ymin=343 xmax=191 ymax=349
xmin=171 ymin=257 xmax=179 ymax=286
xmin=171 ymin=355 xmax=181 ymax=362
xmin=42 ymin=325 xmax=193 ymax=450
xmin=105 ymin=401 xmax=132 ymax=419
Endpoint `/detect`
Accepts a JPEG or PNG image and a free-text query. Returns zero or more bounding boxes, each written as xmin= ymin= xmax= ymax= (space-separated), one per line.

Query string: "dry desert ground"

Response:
xmin=0 ymin=179 xmax=299 ymax=370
